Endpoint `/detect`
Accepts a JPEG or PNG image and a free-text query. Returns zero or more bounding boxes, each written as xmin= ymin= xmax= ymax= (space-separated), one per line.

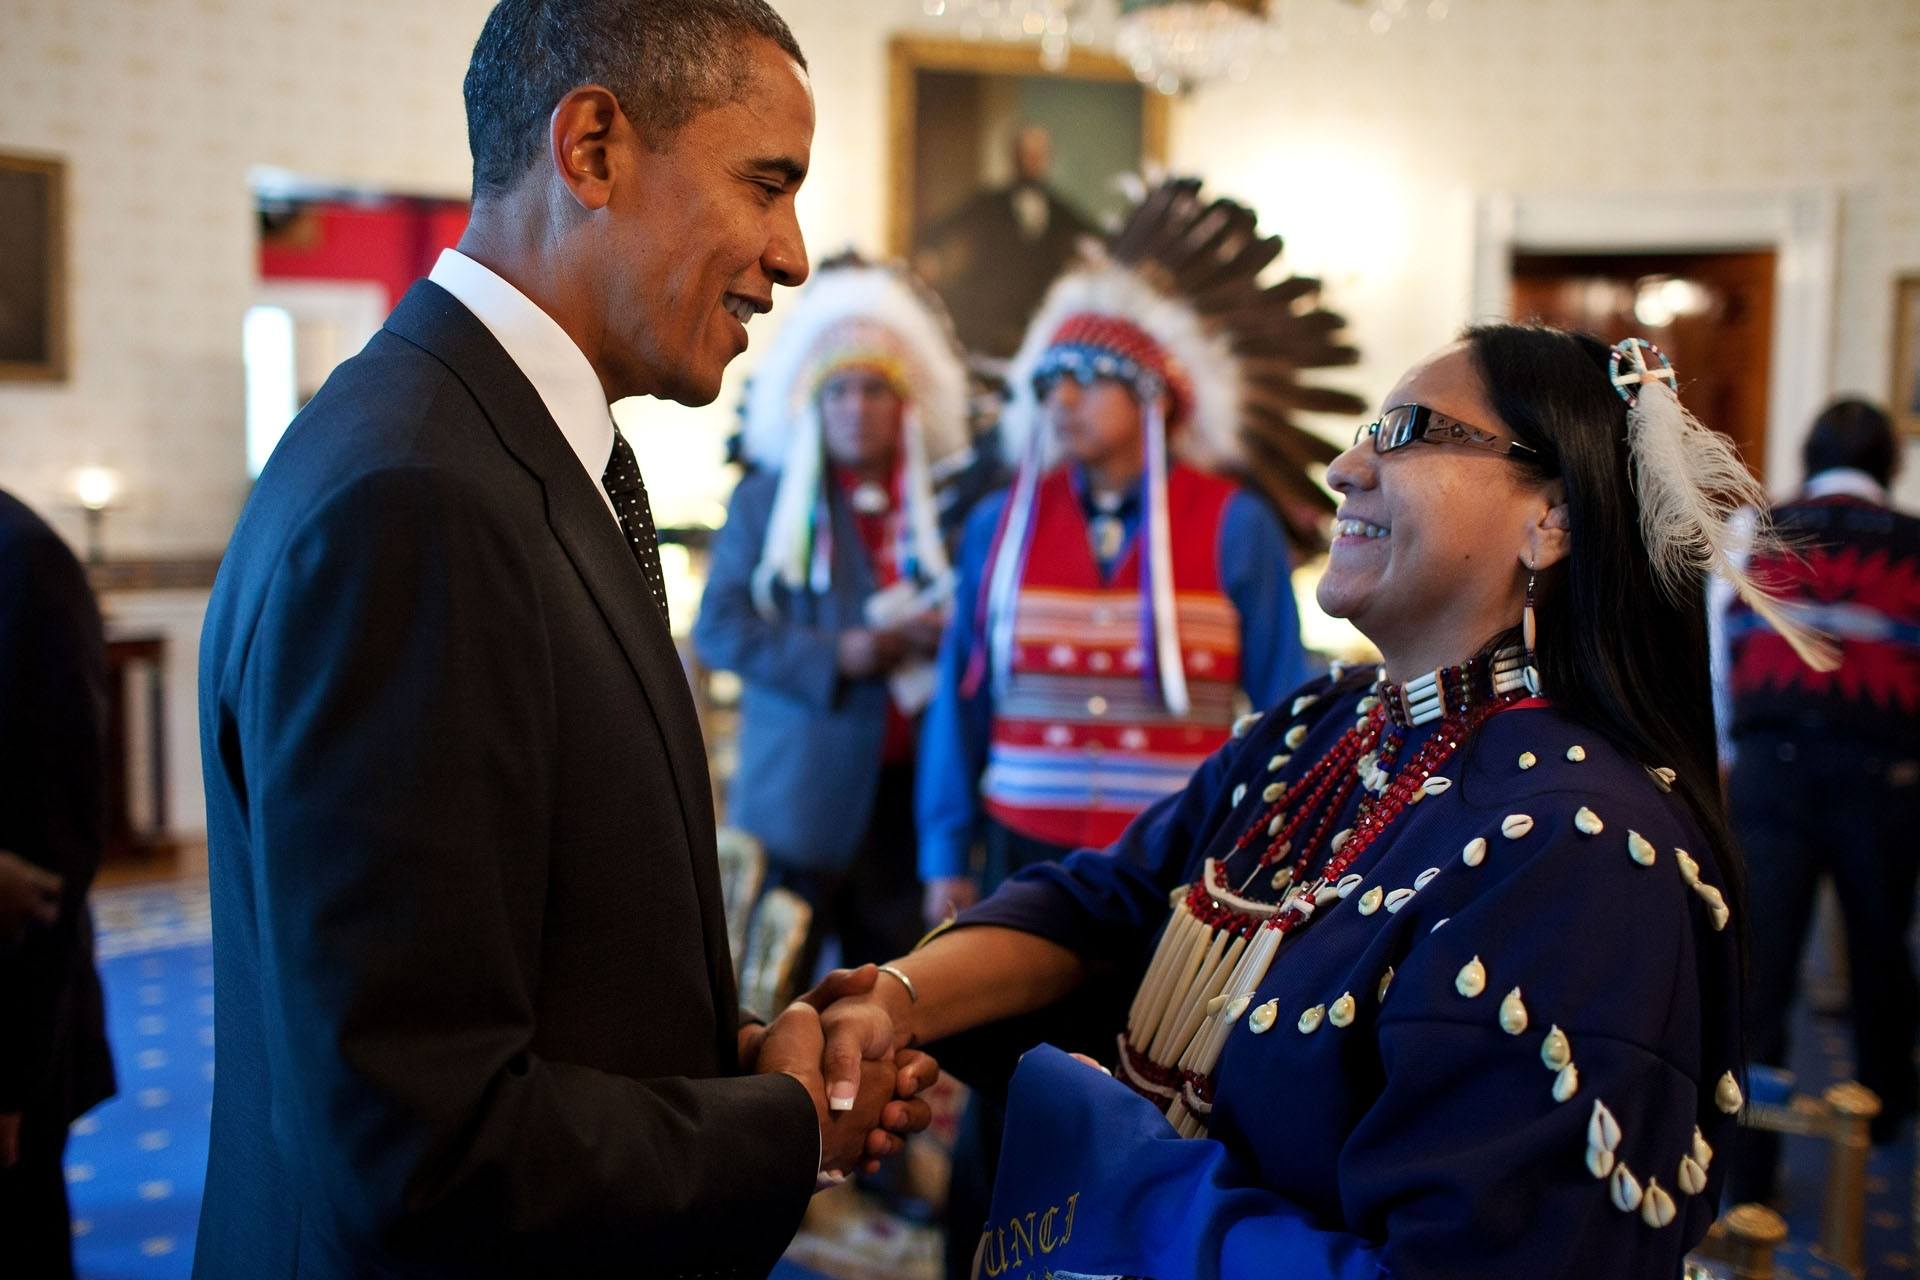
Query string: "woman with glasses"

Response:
xmin=828 ymin=324 xmax=1826 ymax=1277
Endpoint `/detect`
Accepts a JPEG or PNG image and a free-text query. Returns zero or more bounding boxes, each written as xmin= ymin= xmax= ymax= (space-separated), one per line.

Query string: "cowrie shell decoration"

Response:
xmin=1421 ymin=776 xmax=1452 ymax=797
xmin=1715 ymin=1071 xmax=1743 ymax=1114
xmin=1330 ymin=828 xmax=1353 ymax=853
xmin=1586 ymin=1100 xmax=1620 ymax=1179
xmin=1696 ymin=882 xmax=1730 ymax=931
xmin=1377 ymin=966 xmax=1395 ymax=1003
xmin=1627 ymin=830 xmax=1657 ymax=867
xmin=1566 ymin=744 xmax=1587 ymax=762
xmin=1414 ymin=866 xmax=1441 ymax=890
xmin=1262 ymin=782 xmax=1286 ymax=803
xmin=1384 ymin=887 xmax=1416 ymax=913
xmin=1298 ymin=1004 xmax=1326 ymax=1034
xmin=1462 ymin=837 xmax=1488 ymax=867
xmin=1499 ymin=987 xmax=1529 ymax=1035
xmin=1553 ymin=1063 xmax=1580 ymax=1103
xmin=1267 ymin=753 xmax=1290 ymax=772
xmin=1541 ymin=1025 xmax=1572 ymax=1071
xmin=1455 ymin=956 xmax=1487 ymax=998
xmin=1691 ymin=1127 xmax=1712 ymax=1170
xmin=1328 ymin=993 xmax=1357 ymax=1028
xmin=1574 ymin=807 xmax=1604 ymax=835
xmin=1647 ymin=765 xmax=1676 ymax=792
xmin=1285 ymin=725 xmax=1307 ymax=749
xmin=1677 ymin=1155 xmax=1708 ymax=1196
xmin=1640 ymin=1179 xmax=1676 ymax=1228
xmin=1609 ymin=1163 xmax=1643 ymax=1213
xmin=1336 ymin=873 xmax=1364 ymax=898
xmin=1675 ymin=848 xmax=1700 ymax=887
xmin=1248 ymin=999 xmax=1278 ymax=1034
xmin=1231 ymin=783 xmax=1247 ymax=807
xmin=1233 ymin=712 xmax=1262 ymax=739
xmin=1518 ymin=752 xmax=1538 ymax=769
xmin=1501 ymin=813 xmax=1535 ymax=839
xmin=1292 ymin=694 xmax=1318 ymax=715
xmin=1357 ymin=886 xmax=1384 ymax=916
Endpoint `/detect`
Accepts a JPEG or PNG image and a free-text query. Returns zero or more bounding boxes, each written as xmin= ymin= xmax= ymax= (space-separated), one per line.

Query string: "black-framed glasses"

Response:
xmin=1355 ymin=403 xmax=1539 ymax=458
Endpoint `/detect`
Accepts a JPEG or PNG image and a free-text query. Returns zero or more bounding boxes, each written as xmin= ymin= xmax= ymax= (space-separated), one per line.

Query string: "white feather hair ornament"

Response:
xmin=1611 ymin=338 xmax=1838 ymax=672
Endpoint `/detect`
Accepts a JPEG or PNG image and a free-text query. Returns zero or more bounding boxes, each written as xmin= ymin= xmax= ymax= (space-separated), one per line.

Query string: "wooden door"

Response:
xmin=1510 ymin=250 xmax=1776 ymax=481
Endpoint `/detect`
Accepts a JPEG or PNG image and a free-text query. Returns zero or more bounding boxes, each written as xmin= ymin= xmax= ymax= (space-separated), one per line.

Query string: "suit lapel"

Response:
xmin=384 ymin=282 xmax=741 ymax=1060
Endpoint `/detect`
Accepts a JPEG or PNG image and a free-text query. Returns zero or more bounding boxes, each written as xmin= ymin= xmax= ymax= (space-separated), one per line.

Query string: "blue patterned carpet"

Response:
xmin=70 ymin=879 xmax=1915 ymax=1277
xmin=1763 ymin=1006 xmax=1917 ymax=1279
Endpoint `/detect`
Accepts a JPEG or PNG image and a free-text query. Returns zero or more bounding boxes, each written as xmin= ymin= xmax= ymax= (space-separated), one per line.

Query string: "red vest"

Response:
xmin=983 ymin=465 xmax=1243 ymax=849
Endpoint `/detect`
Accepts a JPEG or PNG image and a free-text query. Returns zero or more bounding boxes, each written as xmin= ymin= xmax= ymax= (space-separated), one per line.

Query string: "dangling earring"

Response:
xmin=1522 ymin=562 xmax=1541 ymax=695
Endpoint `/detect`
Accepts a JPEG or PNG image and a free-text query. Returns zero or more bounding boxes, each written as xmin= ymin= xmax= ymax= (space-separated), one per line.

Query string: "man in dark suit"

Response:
xmin=195 ymin=3 xmax=929 ymax=1275
xmin=0 ymin=489 xmax=116 ymax=1280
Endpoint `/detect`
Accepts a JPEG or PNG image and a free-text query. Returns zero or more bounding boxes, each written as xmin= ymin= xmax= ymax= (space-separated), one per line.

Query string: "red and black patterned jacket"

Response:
xmin=1727 ymin=472 xmax=1920 ymax=755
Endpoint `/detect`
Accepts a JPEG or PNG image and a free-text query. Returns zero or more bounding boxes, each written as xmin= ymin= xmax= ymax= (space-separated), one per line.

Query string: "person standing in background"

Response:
xmin=1723 ymin=399 xmax=1920 ymax=1201
xmin=917 ymin=263 xmax=1314 ymax=930
xmin=695 ymin=255 xmax=972 ymax=974
xmin=0 ymin=489 xmax=116 ymax=1279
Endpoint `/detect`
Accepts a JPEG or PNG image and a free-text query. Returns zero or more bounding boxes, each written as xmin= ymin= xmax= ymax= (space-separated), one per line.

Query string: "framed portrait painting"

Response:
xmin=888 ymin=37 xmax=1169 ymax=360
xmin=0 ymin=152 xmax=67 ymax=382
xmin=1895 ymin=275 xmax=1920 ymax=439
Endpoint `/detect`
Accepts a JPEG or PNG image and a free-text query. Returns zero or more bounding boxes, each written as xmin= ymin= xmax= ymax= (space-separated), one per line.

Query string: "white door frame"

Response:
xmin=1471 ymin=188 xmax=1840 ymax=493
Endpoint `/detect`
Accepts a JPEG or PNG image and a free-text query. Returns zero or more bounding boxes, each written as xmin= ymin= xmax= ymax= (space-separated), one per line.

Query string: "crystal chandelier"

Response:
xmin=1114 ymin=0 xmax=1272 ymax=95
xmin=922 ymin=0 xmax=1452 ymax=93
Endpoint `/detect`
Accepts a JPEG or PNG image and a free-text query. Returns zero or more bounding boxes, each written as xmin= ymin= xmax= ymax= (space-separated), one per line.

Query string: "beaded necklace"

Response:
xmin=1116 ymin=647 xmax=1527 ymax=1138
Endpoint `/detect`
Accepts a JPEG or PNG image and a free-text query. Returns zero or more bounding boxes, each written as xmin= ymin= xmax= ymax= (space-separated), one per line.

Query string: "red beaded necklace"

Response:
xmin=1120 ymin=652 xmax=1531 ymax=1134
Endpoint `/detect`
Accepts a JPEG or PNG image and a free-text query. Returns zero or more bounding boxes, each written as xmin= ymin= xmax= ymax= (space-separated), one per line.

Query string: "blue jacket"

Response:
xmin=966 ymin=671 xmax=1743 ymax=1279
xmin=694 ymin=467 xmax=901 ymax=871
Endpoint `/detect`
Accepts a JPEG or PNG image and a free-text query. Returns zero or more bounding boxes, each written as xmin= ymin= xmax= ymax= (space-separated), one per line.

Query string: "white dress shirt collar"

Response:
xmin=428 ymin=248 xmax=618 ymax=516
xmin=1804 ymin=467 xmax=1890 ymax=506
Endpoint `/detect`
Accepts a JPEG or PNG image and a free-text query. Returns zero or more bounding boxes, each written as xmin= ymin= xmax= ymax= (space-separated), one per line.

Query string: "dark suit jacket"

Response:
xmin=0 ymin=491 xmax=115 ymax=1125
xmin=194 ymin=282 xmax=817 ymax=1278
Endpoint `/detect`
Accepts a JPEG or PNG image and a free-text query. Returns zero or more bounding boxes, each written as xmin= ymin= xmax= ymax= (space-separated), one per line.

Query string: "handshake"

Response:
xmin=737 ymin=963 xmax=933 ymax=1180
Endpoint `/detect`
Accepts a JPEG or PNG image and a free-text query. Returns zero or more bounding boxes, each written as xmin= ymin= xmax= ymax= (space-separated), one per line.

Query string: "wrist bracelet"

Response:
xmin=876 ymin=963 xmax=918 ymax=1004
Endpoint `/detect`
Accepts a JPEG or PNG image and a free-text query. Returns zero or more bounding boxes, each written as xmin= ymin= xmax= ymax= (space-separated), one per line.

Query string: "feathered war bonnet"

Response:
xmin=971 ymin=176 xmax=1366 ymax=715
xmin=740 ymin=256 xmax=970 ymax=614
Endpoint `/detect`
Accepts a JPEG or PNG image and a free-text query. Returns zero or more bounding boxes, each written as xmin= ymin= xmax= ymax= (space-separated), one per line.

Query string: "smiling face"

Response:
xmin=595 ymin=38 xmax=814 ymax=405
xmin=1317 ymin=342 xmax=1565 ymax=678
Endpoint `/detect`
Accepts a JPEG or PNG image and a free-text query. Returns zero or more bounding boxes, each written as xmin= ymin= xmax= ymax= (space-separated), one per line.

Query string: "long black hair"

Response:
xmin=1463 ymin=323 xmax=1744 ymax=971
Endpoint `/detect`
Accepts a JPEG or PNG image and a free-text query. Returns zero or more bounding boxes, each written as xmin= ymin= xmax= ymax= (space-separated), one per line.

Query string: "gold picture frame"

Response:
xmin=0 ymin=151 xmax=68 ymax=382
xmin=1894 ymin=274 xmax=1920 ymax=439
xmin=887 ymin=36 xmax=1169 ymax=357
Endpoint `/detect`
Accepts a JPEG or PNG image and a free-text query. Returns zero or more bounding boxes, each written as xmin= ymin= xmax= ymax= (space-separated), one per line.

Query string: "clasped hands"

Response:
xmin=738 ymin=964 xmax=929 ymax=1182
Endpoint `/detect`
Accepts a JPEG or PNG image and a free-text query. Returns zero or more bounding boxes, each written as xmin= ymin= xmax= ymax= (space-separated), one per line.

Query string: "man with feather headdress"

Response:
xmin=917 ymin=178 xmax=1363 ymax=926
xmin=694 ymin=256 xmax=972 ymax=971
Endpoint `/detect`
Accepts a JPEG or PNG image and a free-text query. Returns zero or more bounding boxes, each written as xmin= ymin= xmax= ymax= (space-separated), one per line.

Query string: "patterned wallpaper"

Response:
xmin=1 ymin=0 xmax=1917 ymax=556
xmin=1174 ymin=0 xmax=1920 ymax=501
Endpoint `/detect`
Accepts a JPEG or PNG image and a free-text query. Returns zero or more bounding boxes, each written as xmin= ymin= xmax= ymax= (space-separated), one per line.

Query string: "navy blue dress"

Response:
xmin=964 ymin=669 xmax=1743 ymax=1279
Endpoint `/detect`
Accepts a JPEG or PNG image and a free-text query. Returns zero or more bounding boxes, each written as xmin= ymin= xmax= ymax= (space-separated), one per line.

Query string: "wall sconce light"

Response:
xmin=70 ymin=465 xmax=121 ymax=564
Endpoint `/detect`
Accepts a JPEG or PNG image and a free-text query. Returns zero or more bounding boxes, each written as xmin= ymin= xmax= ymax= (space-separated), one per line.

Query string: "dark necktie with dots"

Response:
xmin=602 ymin=428 xmax=669 ymax=626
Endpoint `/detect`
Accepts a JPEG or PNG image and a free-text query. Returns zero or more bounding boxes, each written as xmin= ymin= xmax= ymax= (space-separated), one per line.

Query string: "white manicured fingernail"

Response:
xmin=829 ymin=1084 xmax=856 ymax=1112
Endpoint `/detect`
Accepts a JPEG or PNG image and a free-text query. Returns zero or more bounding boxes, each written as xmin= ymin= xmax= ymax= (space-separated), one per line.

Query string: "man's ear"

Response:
xmin=549 ymin=85 xmax=623 ymax=212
